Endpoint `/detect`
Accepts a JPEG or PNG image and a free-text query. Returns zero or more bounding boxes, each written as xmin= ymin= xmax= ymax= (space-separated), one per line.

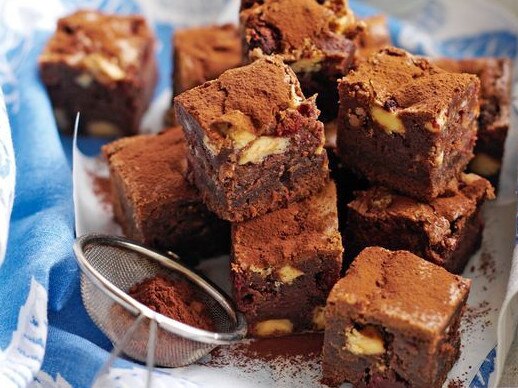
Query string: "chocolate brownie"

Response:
xmin=173 ymin=24 xmax=242 ymax=97
xmin=355 ymin=15 xmax=391 ymax=58
xmin=166 ymin=24 xmax=242 ymax=126
xmin=102 ymin=128 xmax=229 ymax=261
xmin=240 ymin=0 xmax=362 ymax=122
xmin=39 ymin=10 xmax=157 ymax=136
xmin=337 ymin=47 xmax=480 ymax=201
xmin=433 ymin=57 xmax=512 ymax=184
xmin=345 ymin=173 xmax=494 ymax=273
xmin=174 ymin=56 xmax=329 ymax=222
xmin=322 ymin=247 xmax=471 ymax=387
xmin=231 ymin=182 xmax=343 ymax=337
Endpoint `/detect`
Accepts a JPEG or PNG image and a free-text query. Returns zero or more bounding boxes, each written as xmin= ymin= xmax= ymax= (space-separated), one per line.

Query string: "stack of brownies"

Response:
xmin=38 ymin=1 xmax=513 ymax=387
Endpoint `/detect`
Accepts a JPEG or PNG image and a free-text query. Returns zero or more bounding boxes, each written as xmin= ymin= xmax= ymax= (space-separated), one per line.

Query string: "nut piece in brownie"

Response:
xmin=39 ymin=10 xmax=157 ymax=136
xmin=354 ymin=15 xmax=391 ymax=59
xmin=240 ymin=0 xmax=362 ymax=122
xmin=433 ymin=57 xmax=512 ymax=184
xmin=337 ymin=47 xmax=481 ymax=201
xmin=231 ymin=182 xmax=343 ymax=337
xmin=322 ymin=247 xmax=471 ymax=387
xmin=345 ymin=173 xmax=494 ymax=273
xmin=102 ymin=128 xmax=229 ymax=261
xmin=174 ymin=56 xmax=329 ymax=222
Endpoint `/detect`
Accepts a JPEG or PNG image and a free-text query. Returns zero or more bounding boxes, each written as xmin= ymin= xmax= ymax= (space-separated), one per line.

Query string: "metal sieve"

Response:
xmin=73 ymin=234 xmax=247 ymax=386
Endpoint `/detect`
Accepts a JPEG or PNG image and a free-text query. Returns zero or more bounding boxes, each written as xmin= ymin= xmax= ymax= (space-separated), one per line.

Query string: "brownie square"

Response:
xmin=345 ymin=173 xmax=494 ymax=273
xmin=337 ymin=47 xmax=481 ymax=201
xmin=102 ymin=128 xmax=229 ymax=261
xmin=322 ymin=247 xmax=471 ymax=387
xmin=174 ymin=56 xmax=329 ymax=222
xmin=240 ymin=0 xmax=362 ymax=122
xmin=231 ymin=182 xmax=343 ymax=337
xmin=173 ymin=24 xmax=242 ymax=97
xmin=165 ymin=24 xmax=243 ymax=126
xmin=39 ymin=10 xmax=157 ymax=136
xmin=354 ymin=15 xmax=391 ymax=59
xmin=433 ymin=57 xmax=512 ymax=184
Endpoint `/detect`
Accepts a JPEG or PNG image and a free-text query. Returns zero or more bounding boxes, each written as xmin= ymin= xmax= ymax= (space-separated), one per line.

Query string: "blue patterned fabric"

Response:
xmin=0 ymin=0 xmax=516 ymax=387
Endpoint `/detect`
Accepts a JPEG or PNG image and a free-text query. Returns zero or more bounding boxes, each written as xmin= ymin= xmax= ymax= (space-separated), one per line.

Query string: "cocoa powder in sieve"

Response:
xmin=129 ymin=275 xmax=214 ymax=331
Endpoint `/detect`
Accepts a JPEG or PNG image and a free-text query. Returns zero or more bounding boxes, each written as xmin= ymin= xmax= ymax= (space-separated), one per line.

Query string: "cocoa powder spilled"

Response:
xmin=129 ymin=275 xmax=214 ymax=331
xmin=447 ymin=378 xmax=464 ymax=388
xmin=91 ymin=173 xmax=112 ymax=210
xmin=208 ymin=333 xmax=323 ymax=384
xmin=462 ymin=300 xmax=492 ymax=333
xmin=478 ymin=251 xmax=496 ymax=282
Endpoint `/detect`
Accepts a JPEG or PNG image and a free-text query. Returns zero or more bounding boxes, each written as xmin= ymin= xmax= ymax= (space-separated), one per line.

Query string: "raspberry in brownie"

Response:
xmin=337 ymin=47 xmax=481 ymax=201
xmin=102 ymin=129 xmax=229 ymax=261
xmin=174 ymin=56 xmax=329 ymax=222
xmin=231 ymin=182 xmax=343 ymax=337
xmin=322 ymin=247 xmax=471 ymax=387
xmin=39 ymin=10 xmax=157 ymax=136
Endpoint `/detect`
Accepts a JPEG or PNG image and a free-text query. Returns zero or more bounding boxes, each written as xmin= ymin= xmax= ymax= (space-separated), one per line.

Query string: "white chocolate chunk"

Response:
xmin=290 ymin=57 xmax=323 ymax=74
xmin=277 ymin=265 xmax=304 ymax=284
xmin=213 ymin=111 xmax=256 ymax=149
xmin=83 ymin=54 xmax=125 ymax=81
xmin=461 ymin=172 xmax=481 ymax=185
xmin=371 ymin=106 xmax=405 ymax=135
xmin=249 ymin=265 xmax=273 ymax=278
xmin=87 ymin=121 xmax=122 ymax=137
xmin=345 ymin=326 xmax=385 ymax=356
xmin=239 ymin=136 xmax=290 ymax=165
xmin=469 ymin=153 xmax=501 ymax=177
xmin=254 ymin=319 xmax=294 ymax=337
xmin=75 ymin=73 xmax=93 ymax=88
xmin=116 ymin=39 xmax=139 ymax=64
xmin=434 ymin=150 xmax=444 ymax=167
xmin=312 ymin=306 xmax=326 ymax=330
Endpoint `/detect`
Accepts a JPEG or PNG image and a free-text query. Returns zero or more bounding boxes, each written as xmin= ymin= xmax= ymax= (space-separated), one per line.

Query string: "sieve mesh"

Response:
xmin=75 ymin=234 xmax=246 ymax=368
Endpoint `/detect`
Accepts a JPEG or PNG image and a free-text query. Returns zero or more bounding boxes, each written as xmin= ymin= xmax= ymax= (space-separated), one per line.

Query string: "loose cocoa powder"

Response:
xmin=129 ymin=275 xmax=214 ymax=331
xmin=208 ymin=333 xmax=323 ymax=385
xmin=92 ymin=174 xmax=112 ymax=210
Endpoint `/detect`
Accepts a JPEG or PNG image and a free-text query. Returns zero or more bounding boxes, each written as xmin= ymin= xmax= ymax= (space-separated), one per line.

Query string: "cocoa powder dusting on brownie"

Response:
xmin=174 ymin=24 xmax=242 ymax=96
xmin=247 ymin=0 xmax=330 ymax=50
xmin=40 ymin=10 xmax=154 ymax=80
xmin=129 ymin=275 xmax=214 ymax=331
xmin=102 ymin=128 xmax=197 ymax=207
xmin=175 ymin=56 xmax=307 ymax=138
xmin=345 ymin=48 xmax=480 ymax=116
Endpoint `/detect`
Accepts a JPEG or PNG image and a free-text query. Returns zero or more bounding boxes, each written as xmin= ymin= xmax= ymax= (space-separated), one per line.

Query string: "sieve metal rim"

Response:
xmin=74 ymin=233 xmax=247 ymax=346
